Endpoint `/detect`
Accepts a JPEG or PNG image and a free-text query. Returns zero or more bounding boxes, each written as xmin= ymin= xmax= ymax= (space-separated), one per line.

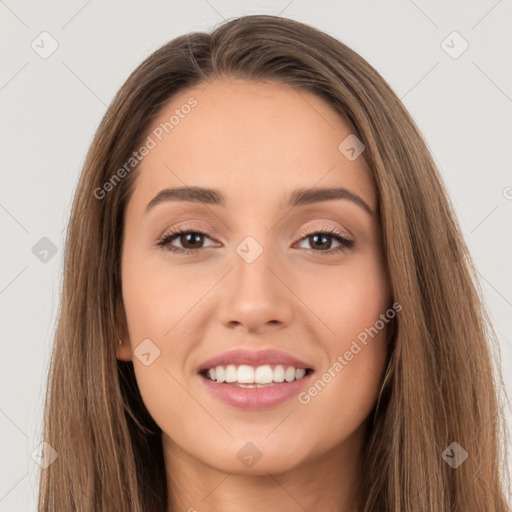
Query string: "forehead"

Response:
xmin=129 ymin=78 xmax=376 ymax=213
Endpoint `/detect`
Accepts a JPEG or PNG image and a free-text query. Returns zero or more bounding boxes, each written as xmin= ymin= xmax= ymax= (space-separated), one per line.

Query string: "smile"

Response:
xmin=201 ymin=364 xmax=311 ymax=386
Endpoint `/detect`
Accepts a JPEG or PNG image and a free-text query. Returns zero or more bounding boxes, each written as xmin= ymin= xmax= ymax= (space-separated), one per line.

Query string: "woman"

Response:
xmin=37 ymin=14 xmax=511 ymax=511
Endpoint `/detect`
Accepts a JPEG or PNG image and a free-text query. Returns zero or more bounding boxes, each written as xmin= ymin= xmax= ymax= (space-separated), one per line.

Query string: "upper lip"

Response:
xmin=197 ymin=349 xmax=315 ymax=373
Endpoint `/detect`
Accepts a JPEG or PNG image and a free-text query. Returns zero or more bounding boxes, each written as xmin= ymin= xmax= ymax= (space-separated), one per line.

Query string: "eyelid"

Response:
xmin=299 ymin=221 xmax=353 ymax=240
xmin=158 ymin=220 xmax=351 ymax=241
xmin=158 ymin=222 xmax=213 ymax=240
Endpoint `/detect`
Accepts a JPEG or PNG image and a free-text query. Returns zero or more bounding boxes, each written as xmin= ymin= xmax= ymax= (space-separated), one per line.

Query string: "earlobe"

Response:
xmin=117 ymin=338 xmax=133 ymax=362
xmin=115 ymin=299 xmax=132 ymax=361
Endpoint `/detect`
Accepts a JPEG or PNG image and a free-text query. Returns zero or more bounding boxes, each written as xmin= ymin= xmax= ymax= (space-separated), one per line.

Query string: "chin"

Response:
xmin=195 ymin=435 xmax=310 ymax=476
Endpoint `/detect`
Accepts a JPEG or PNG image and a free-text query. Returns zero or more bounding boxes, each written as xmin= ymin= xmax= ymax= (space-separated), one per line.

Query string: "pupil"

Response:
xmin=311 ymin=234 xmax=330 ymax=250
xmin=183 ymin=233 xmax=202 ymax=248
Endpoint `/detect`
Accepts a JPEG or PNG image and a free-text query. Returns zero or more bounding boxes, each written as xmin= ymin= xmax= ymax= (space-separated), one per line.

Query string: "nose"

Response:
xmin=216 ymin=243 xmax=294 ymax=335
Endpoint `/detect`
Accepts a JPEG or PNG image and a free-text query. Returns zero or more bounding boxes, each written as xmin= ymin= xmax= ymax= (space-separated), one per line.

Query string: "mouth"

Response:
xmin=199 ymin=364 xmax=314 ymax=388
xmin=196 ymin=348 xmax=316 ymax=409
xmin=197 ymin=358 xmax=315 ymax=409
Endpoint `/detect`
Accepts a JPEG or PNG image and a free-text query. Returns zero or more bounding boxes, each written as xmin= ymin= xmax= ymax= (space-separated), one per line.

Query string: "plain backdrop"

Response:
xmin=1 ymin=0 xmax=511 ymax=509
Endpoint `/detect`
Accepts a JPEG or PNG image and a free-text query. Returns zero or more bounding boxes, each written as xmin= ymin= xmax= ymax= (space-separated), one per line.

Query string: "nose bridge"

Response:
xmin=216 ymin=232 xmax=294 ymax=332
xmin=233 ymin=232 xmax=281 ymax=300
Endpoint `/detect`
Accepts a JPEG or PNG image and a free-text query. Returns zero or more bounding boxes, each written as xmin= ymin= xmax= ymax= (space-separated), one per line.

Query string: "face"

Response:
xmin=119 ymin=78 xmax=392 ymax=475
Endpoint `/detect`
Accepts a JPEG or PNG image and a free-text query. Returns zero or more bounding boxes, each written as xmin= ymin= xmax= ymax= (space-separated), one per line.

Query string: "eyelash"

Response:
xmin=156 ymin=224 xmax=355 ymax=256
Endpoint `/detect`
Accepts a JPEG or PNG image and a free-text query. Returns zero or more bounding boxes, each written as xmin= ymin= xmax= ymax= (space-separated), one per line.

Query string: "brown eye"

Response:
xmin=296 ymin=227 xmax=354 ymax=254
xmin=307 ymin=233 xmax=334 ymax=250
xmin=157 ymin=228 xmax=216 ymax=254
xmin=176 ymin=232 xmax=205 ymax=249
xmin=156 ymin=225 xmax=354 ymax=256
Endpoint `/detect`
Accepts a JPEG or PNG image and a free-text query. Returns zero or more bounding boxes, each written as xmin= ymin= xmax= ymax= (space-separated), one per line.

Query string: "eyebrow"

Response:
xmin=145 ymin=186 xmax=374 ymax=216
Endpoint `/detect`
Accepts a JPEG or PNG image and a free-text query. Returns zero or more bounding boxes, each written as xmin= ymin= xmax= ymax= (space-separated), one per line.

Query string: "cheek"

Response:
xmin=120 ymin=246 xmax=214 ymax=432
xmin=121 ymin=244 xmax=203 ymax=342
xmin=294 ymin=251 xmax=390 ymax=431
xmin=120 ymin=267 xmax=196 ymax=443
xmin=302 ymin=248 xmax=390 ymax=348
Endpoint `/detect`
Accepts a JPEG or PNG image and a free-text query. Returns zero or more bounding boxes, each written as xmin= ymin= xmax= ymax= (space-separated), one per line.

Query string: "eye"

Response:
xmin=156 ymin=226 xmax=217 ymax=255
xmin=156 ymin=224 xmax=354 ymax=255
xmin=294 ymin=224 xmax=354 ymax=255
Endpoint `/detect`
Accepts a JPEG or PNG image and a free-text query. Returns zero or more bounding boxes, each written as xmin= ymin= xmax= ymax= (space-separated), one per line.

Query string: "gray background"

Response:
xmin=1 ymin=0 xmax=511 ymax=509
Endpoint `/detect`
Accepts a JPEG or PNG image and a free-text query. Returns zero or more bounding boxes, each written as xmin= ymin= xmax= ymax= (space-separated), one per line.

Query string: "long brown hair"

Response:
xmin=37 ymin=14 xmax=511 ymax=511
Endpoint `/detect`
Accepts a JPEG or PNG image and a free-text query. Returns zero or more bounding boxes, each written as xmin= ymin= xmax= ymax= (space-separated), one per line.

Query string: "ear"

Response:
xmin=115 ymin=298 xmax=132 ymax=362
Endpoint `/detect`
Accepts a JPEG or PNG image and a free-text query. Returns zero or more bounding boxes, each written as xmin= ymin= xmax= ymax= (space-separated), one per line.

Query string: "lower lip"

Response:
xmin=199 ymin=372 xmax=314 ymax=410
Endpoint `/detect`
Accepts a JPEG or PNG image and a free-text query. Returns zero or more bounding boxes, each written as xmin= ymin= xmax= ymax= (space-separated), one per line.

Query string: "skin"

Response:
xmin=118 ymin=78 xmax=392 ymax=512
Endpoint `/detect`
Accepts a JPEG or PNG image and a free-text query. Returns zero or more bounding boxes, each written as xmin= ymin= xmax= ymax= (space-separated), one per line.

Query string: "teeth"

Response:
xmin=237 ymin=365 xmax=254 ymax=383
xmin=225 ymin=364 xmax=237 ymax=383
xmin=204 ymin=364 xmax=309 ymax=384
xmin=254 ymin=365 xmax=273 ymax=384
xmin=215 ymin=366 xmax=225 ymax=383
xmin=273 ymin=365 xmax=285 ymax=382
xmin=284 ymin=366 xmax=295 ymax=382
xmin=295 ymin=368 xmax=306 ymax=380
